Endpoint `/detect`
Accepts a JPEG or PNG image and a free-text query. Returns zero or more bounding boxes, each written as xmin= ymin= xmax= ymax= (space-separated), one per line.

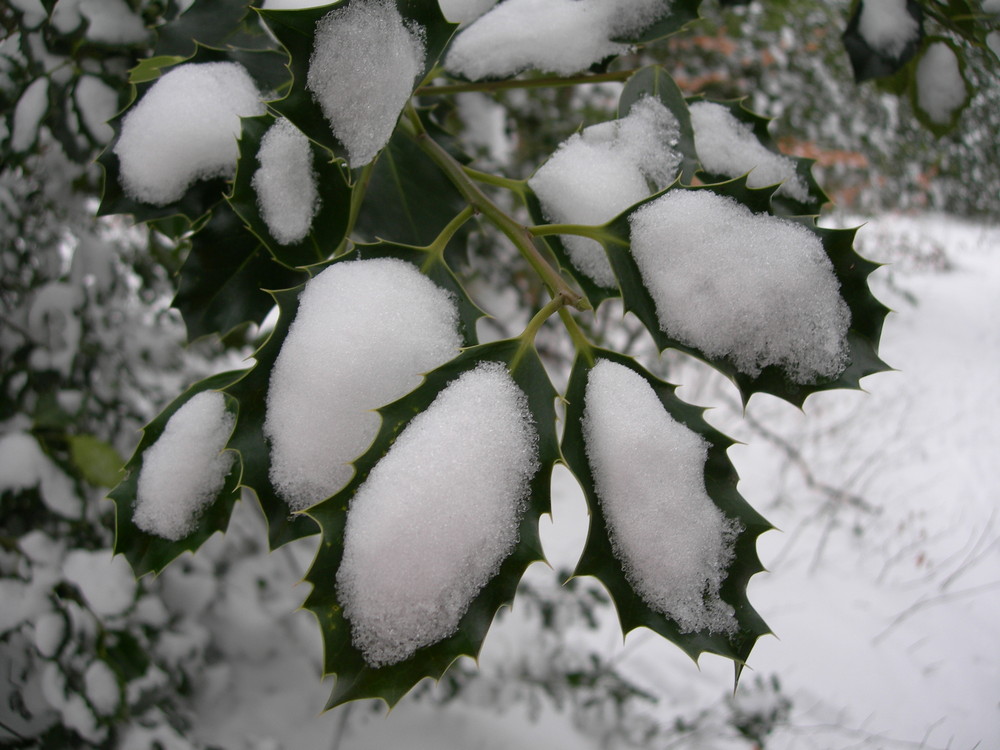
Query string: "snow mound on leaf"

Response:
xmin=438 ymin=0 xmax=497 ymax=24
xmin=528 ymin=96 xmax=680 ymax=287
xmin=307 ymin=0 xmax=425 ymax=167
xmin=445 ymin=0 xmax=669 ymax=80
xmin=337 ymin=362 xmax=539 ymax=667
xmin=114 ymin=62 xmax=263 ymax=205
xmin=915 ymin=42 xmax=966 ymax=125
xmin=628 ymin=189 xmax=851 ymax=383
xmin=61 ymin=549 xmax=136 ymax=618
xmin=135 ymin=390 xmax=236 ymax=541
xmin=265 ymin=258 xmax=462 ymax=511
xmin=689 ymin=101 xmax=809 ymax=203
xmin=858 ymin=0 xmax=919 ymax=59
xmin=582 ymin=359 xmax=739 ymax=634
xmin=252 ymin=117 xmax=320 ymax=245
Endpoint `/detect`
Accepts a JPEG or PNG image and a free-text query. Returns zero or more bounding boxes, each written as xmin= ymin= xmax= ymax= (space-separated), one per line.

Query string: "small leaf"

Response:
xmin=153 ymin=0 xmax=273 ymax=58
xmin=109 ymin=370 xmax=245 ymax=577
xmin=302 ymin=339 xmax=559 ymax=708
xmin=560 ymin=349 xmax=771 ymax=672
xmin=68 ymin=435 xmax=124 ymax=488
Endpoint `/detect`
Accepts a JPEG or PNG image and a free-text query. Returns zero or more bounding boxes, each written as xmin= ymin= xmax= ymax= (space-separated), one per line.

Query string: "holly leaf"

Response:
xmin=260 ymin=0 xmax=457 ymax=164
xmin=301 ymin=338 xmax=559 ymax=708
xmin=109 ymin=370 xmax=245 ymax=577
xmin=153 ymin=0 xmax=275 ymax=58
xmin=560 ymin=349 xmax=771 ymax=673
xmin=172 ymin=204 xmax=307 ymax=341
xmin=910 ymin=38 xmax=974 ymax=137
xmin=227 ymin=113 xmax=353 ymax=268
xmin=630 ymin=0 xmax=702 ymax=44
xmin=596 ymin=178 xmax=890 ymax=407
xmin=843 ymin=0 xmax=924 ymax=83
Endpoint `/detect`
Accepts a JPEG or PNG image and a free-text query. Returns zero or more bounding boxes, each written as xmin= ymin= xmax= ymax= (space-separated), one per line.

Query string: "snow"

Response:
xmin=689 ymin=101 xmax=809 ymax=202
xmin=261 ymin=0 xmax=325 ymax=7
xmin=528 ymin=96 xmax=681 ymax=287
xmin=134 ymin=390 xmax=236 ymax=541
xmin=50 ymin=0 xmax=148 ymax=44
xmin=857 ymin=0 xmax=919 ymax=58
xmin=985 ymin=0 xmax=1000 ymax=10
xmin=582 ymin=359 xmax=738 ymax=633
xmin=628 ymin=189 xmax=851 ymax=383
xmin=438 ymin=0 xmax=497 ymax=24
xmin=60 ymin=549 xmax=137 ymax=618
xmin=0 ymin=431 xmax=82 ymax=518
xmin=264 ymin=258 xmax=462 ymax=510
xmin=75 ymin=75 xmax=118 ymax=143
xmin=32 ymin=611 xmax=65 ymax=658
xmin=252 ymin=118 xmax=320 ymax=245
xmin=11 ymin=76 xmax=48 ymax=152
xmin=336 ymin=362 xmax=539 ymax=667
xmin=0 ymin=580 xmax=50 ymax=634
xmin=84 ymin=660 xmax=120 ymax=716
xmin=915 ymin=42 xmax=966 ymax=125
xmin=445 ymin=0 xmax=669 ymax=80
xmin=114 ymin=62 xmax=264 ymax=205
xmin=306 ymin=0 xmax=425 ymax=167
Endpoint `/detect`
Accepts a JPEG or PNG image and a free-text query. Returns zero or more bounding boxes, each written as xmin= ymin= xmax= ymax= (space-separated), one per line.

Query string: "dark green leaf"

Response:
xmin=153 ymin=0 xmax=273 ymax=58
xmin=560 ymin=349 xmax=771 ymax=672
xmin=302 ymin=338 xmax=559 ymax=708
xmin=109 ymin=370 xmax=246 ymax=577
xmin=631 ymin=0 xmax=702 ymax=44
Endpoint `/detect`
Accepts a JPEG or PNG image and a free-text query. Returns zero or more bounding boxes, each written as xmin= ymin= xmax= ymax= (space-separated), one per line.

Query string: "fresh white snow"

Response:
xmin=445 ymin=0 xmax=669 ymax=80
xmin=628 ymin=189 xmax=851 ymax=383
xmin=83 ymin=660 xmax=120 ymax=716
xmin=915 ymin=42 xmax=966 ymax=125
xmin=264 ymin=258 xmax=462 ymax=511
xmin=582 ymin=359 xmax=738 ymax=633
xmin=528 ymin=96 xmax=681 ymax=287
xmin=50 ymin=0 xmax=148 ymax=44
xmin=114 ymin=62 xmax=264 ymax=205
xmin=60 ymin=550 xmax=137 ymax=619
xmin=689 ymin=101 xmax=810 ymax=202
xmin=857 ymin=0 xmax=919 ymax=58
xmin=336 ymin=362 xmax=539 ymax=666
xmin=75 ymin=75 xmax=118 ymax=143
xmin=134 ymin=390 xmax=236 ymax=541
xmin=0 ymin=431 xmax=82 ymax=518
xmin=306 ymin=0 xmax=425 ymax=167
xmin=438 ymin=0 xmax=498 ymax=24
xmin=252 ymin=117 xmax=320 ymax=245
xmin=11 ymin=76 xmax=48 ymax=152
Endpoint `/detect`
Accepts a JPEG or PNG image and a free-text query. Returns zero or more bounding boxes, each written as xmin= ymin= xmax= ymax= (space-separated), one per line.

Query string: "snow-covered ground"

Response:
xmin=186 ymin=213 xmax=999 ymax=750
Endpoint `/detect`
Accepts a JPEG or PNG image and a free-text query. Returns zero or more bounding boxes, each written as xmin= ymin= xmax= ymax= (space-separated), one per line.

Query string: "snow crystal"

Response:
xmin=306 ymin=0 xmax=425 ymax=167
xmin=528 ymin=96 xmax=681 ymax=287
xmin=134 ymin=391 xmax=236 ymax=541
xmin=264 ymin=258 xmax=462 ymax=510
xmin=252 ymin=117 xmax=320 ymax=245
xmin=75 ymin=75 xmax=118 ymax=143
xmin=84 ymin=660 xmax=120 ymax=716
xmin=336 ymin=362 xmax=538 ymax=667
xmin=858 ymin=0 xmax=919 ymax=59
xmin=915 ymin=42 xmax=966 ymax=125
xmin=114 ymin=62 xmax=263 ymax=205
xmin=628 ymin=189 xmax=851 ymax=383
xmin=582 ymin=360 xmax=738 ymax=633
xmin=439 ymin=0 xmax=498 ymax=24
xmin=11 ymin=76 xmax=48 ymax=152
xmin=445 ymin=0 xmax=669 ymax=80
xmin=689 ymin=101 xmax=809 ymax=202
xmin=61 ymin=549 xmax=137 ymax=618
xmin=33 ymin=611 xmax=65 ymax=658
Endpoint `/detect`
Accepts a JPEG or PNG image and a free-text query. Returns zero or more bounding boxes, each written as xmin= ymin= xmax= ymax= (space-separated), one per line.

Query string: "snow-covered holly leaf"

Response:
xmin=910 ymin=38 xmax=974 ymax=137
xmin=301 ymin=338 xmax=559 ymax=708
xmin=630 ymin=0 xmax=702 ymax=44
xmin=173 ymin=205 xmax=306 ymax=342
xmin=688 ymin=98 xmax=828 ymax=216
xmin=560 ymin=349 xmax=770 ymax=673
xmin=843 ymin=0 xmax=924 ymax=83
xmin=227 ymin=113 xmax=352 ymax=268
xmin=109 ymin=370 xmax=245 ymax=577
xmin=596 ymin=178 xmax=890 ymax=407
xmin=260 ymin=0 xmax=457 ymax=168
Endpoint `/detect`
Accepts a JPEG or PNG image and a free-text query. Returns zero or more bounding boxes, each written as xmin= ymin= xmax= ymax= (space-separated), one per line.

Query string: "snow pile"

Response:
xmin=134 ymin=391 xmax=236 ymax=541
xmin=445 ymin=0 xmax=670 ymax=80
xmin=0 ymin=431 xmax=82 ymax=517
xmin=529 ymin=96 xmax=681 ymax=287
xmin=689 ymin=101 xmax=809 ymax=202
xmin=265 ymin=259 xmax=462 ymax=510
xmin=306 ymin=0 xmax=425 ymax=167
xmin=84 ymin=661 xmax=120 ymax=717
xmin=915 ymin=42 xmax=966 ymax=125
xmin=11 ymin=76 xmax=48 ymax=152
xmin=336 ymin=362 xmax=539 ymax=666
xmin=114 ymin=62 xmax=264 ymax=205
xmin=582 ymin=359 xmax=738 ymax=633
xmin=628 ymin=190 xmax=851 ymax=383
xmin=858 ymin=0 xmax=919 ymax=58
xmin=60 ymin=549 xmax=137 ymax=618
xmin=75 ymin=75 xmax=118 ymax=143
xmin=252 ymin=118 xmax=320 ymax=245
xmin=439 ymin=0 xmax=498 ymax=24
xmin=50 ymin=0 xmax=149 ymax=44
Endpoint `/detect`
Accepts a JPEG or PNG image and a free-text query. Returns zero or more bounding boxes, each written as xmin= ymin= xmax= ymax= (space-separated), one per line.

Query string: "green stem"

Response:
xmin=416 ymin=69 xmax=639 ymax=97
xmin=334 ymin=160 xmax=377 ymax=257
xmin=462 ymin=165 xmax=526 ymax=194
xmin=511 ymin=295 xmax=566 ymax=371
xmin=404 ymin=107 xmax=589 ymax=312
xmin=558 ymin=308 xmax=595 ymax=366
xmin=423 ymin=205 xmax=475 ymax=270
xmin=530 ymin=222 xmax=612 ymax=243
